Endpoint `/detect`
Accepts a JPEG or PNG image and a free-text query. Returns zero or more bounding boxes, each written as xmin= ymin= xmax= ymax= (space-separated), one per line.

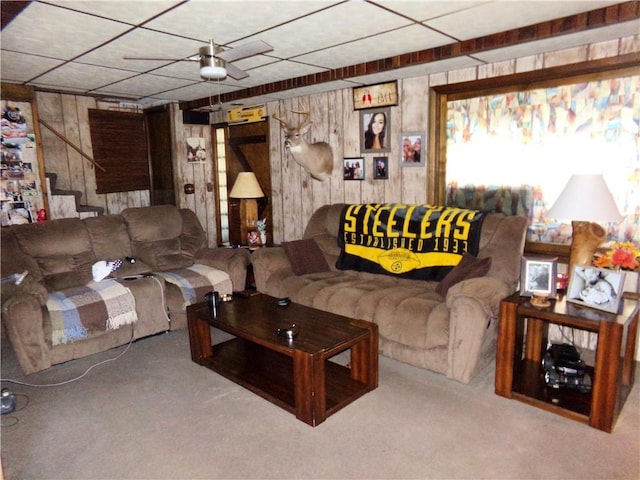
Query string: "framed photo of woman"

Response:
xmin=360 ymin=108 xmax=390 ymax=154
xmin=400 ymin=132 xmax=424 ymax=166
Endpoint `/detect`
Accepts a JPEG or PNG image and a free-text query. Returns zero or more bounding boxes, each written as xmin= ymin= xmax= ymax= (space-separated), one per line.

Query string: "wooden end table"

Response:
xmin=187 ymin=294 xmax=378 ymax=426
xmin=495 ymin=292 xmax=638 ymax=433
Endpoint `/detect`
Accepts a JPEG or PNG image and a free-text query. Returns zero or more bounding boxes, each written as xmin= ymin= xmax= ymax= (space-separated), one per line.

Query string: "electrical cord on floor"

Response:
xmin=1 ymin=273 xmax=170 ymax=389
xmin=0 ymin=334 xmax=134 ymax=388
xmin=0 ymin=393 xmax=29 ymax=427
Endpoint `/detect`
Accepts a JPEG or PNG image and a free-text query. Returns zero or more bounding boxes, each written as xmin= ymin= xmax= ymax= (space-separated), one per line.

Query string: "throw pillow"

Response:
xmin=435 ymin=253 xmax=492 ymax=297
xmin=282 ymin=239 xmax=331 ymax=276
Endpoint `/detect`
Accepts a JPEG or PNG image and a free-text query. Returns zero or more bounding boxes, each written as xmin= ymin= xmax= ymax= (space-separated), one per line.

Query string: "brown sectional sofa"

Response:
xmin=1 ymin=205 xmax=250 ymax=374
xmin=251 ymin=204 xmax=528 ymax=383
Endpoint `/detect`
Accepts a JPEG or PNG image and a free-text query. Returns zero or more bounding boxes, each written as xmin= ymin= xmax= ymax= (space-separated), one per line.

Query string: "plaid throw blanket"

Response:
xmin=154 ymin=264 xmax=232 ymax=307
xmin=47 ymin=280 xmax=138 ymax=346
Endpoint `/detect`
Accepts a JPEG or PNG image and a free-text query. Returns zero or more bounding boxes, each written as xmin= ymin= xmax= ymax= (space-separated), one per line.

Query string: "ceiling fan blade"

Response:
xmin=224 ymin=62 xmax=249 ymax=80
xmin=215 ymin=40 xmax=273 ymax=63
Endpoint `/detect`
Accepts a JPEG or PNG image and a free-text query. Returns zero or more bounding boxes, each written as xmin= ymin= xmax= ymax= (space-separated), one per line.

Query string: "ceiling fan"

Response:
xmin=124 ymin=39 xmax=273 ymax=81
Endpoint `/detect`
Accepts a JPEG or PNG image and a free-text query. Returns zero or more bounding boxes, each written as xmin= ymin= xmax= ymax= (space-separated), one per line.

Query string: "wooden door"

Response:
xmin=146 ymin=106 xmax=175 ymax=205
xmin=226 ymin=121 xmax=271 ymax=246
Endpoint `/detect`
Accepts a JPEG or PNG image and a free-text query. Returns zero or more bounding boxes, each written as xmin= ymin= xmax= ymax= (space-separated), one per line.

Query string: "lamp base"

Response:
xmin=239 ymin=198 xmax=258 ymax=245
xmin=568 ymin=220 xmax=606 ymax=281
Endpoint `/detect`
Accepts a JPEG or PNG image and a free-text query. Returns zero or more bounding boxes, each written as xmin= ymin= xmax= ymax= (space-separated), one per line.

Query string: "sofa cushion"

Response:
xmin=122 ymin=205 xmax=193 ymax=271
xmin=282 ymin=239 xmax=331 ymax=276
xmin=12 ymin=218 xmax=96 ymax=290
xmin=435 ymin=253 xmax=492 ymax=297
xmin=84 ymin=214 xmax=133 ymax=260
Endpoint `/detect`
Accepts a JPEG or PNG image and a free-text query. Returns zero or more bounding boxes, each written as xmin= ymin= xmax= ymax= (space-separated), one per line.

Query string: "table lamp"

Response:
xmin=546 ymin=174 xmax=623 ymax=281
xmin=229 ymin=172 xmax=265 ymax=244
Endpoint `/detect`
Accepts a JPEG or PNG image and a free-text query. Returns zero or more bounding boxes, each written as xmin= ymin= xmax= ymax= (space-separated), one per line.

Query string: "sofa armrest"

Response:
xmin=194 ymin=247 xmax=251 ymax=292
xmin=445 ymin=276 xmax=511 ymax=383
xmin=1 ymin=294 xmax=51 ymax=374
xmin=250 ymin=247 xmax=293 ymax=294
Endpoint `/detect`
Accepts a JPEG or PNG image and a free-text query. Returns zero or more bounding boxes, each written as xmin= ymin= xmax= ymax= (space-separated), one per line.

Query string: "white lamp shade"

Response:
xmin=546 ymin=174 xmax=623 ymax=222
xmin=229 ymin=172 xmax=264 ymax=198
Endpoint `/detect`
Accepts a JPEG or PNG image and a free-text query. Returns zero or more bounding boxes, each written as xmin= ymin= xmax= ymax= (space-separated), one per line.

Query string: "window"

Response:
xmin=213 ymin=125 xmax=230 ymax=245
xmin=88 ymin=109 xmax=150 ymax=194
xmin=429 ymin=56 xmax=639 ymax=257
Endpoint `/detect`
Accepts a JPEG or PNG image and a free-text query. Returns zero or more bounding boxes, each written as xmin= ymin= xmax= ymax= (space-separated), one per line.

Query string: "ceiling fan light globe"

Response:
xmin=200 ymin=65 xmax=227 ymax=80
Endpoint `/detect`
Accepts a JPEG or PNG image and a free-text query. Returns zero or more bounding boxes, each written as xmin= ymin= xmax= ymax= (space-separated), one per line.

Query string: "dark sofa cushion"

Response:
xmin=436 ymin=253 xmax=492 ymax=297
xmin=282 ymin=239 xmax=330 ymax=276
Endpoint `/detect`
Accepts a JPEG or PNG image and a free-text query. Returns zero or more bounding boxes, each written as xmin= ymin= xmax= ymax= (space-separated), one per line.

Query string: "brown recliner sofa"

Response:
xmin=1 ymin=205 xmax=250 ymax=374
xmin=251 ymin=204 xmax=528 ymax=384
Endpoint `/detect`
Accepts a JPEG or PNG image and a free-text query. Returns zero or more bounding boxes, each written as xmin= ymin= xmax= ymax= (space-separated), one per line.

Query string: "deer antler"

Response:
xmin=291 ymin=110 xmax=310 ymax=129
xmin=272 ymin=108 xmax=290 ymax=129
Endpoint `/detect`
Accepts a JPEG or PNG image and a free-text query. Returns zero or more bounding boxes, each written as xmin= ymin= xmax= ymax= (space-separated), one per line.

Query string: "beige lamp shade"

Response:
xmin=229 ymin=172 xmax=264 ymax=198
xmin=546 ymin=174 xmax=623 ymax=223
xmin=547 ymin=174 xmax=623 ymax=280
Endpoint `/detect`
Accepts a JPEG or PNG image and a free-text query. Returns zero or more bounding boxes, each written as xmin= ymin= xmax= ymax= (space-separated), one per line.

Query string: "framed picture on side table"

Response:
xmin=520 ymin=255 xmax=558 ymax=298
xmin=566 ymin=265 xmax=625 ymax=314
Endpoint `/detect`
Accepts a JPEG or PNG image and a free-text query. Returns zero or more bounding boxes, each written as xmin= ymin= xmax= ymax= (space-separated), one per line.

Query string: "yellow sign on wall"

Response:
xmin=227 ymin=105 xmax=266 ymax=124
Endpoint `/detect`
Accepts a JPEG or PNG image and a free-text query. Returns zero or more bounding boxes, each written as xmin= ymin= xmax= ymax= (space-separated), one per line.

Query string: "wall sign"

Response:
xmin=353 ymin=81 xmax=398 ymax=110
xmin=227 ymin=105 xmax=266 ymax=124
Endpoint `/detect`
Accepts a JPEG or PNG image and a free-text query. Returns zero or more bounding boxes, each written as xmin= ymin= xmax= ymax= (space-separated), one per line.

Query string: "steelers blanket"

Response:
xmin=336 ymin=203 xmax=486 ymax=281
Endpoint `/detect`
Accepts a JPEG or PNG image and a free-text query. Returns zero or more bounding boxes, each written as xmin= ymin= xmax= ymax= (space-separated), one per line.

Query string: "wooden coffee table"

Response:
xmin=187 ymin=294 xmax=378 ymax=426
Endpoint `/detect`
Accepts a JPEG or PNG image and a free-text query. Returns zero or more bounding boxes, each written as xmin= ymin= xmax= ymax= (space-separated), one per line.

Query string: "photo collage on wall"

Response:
xmin=1 ymin=102 xmax=37 ymax=225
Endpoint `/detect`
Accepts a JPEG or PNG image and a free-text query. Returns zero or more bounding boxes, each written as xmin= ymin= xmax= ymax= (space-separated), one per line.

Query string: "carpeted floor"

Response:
xmin=1 ymin=328 xmax=638 ymax=480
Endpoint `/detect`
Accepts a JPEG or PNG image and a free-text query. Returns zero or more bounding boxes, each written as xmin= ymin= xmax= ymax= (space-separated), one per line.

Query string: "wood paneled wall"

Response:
xmin=32 ymin=33 xmax=639 ymax=248
xmin=212 ymin=34 xmax=639 ymax=245
xmin=36 ymin=94 xmax=149 ymax=214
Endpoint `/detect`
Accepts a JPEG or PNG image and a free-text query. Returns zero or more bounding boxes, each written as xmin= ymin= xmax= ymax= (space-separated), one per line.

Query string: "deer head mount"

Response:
xmin=273 ymin=109 xmax=333 ymax=181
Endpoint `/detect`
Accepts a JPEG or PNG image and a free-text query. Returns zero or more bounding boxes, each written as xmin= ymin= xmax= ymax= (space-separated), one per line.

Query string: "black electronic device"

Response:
xmin=542 ymin=343 xmax=586 ymax=376
xmin=544 ymin=368 xmax=592 ymax=392
xmin=1 ymin=388 xmax=16 ymax=415
xmin=542 ymin=343 xmax=591 ymax=392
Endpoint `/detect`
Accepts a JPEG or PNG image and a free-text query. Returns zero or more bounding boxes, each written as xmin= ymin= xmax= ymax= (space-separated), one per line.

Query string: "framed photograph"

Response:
xmin=360 ymin=108 xmax=391 ymax=154
xmin=247 ymin=227 xmax=262 ymax=249
xmin=186 ymin=137 xmax=206 ymax=163
xmin=566 ymin=266 xmax=625 ymax=314
xmin=520 ymin=256 xmax=558 ymax=298
xmin=343 ymin=158 xmax=365 ymax=180
xmin=373 ymin=157 xmax=388 ymax=179
xmin=353 ymin=81 xmax=398 ymax=110
xmin=400 ymin=132 xmax=424 ymax=166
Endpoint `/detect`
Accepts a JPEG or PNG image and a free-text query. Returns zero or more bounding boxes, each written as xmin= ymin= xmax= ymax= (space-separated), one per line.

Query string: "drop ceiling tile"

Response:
xmin=35 ymin=62 xmax=142 ymax=91
xmin=427 ymin=1 xmax=622 ymax=41
xmin=76 ymin=29 xmax=205 ymax=71
xmin=143 ymin=1 xmax=340 ymax=45
xmin=370 ymin=1 xmax=487 ymax=22
xmin=0 ymin=2 xmax=131 ymax=59
xmin=234 ymin=60 xmax=326 ymax=88
xmin=92 ymin=74 xmax=196 ymax=98
xmin=294 ymin=24 xmax=451 ymax=69
xmin=0 ymin=51 xmax=66 ymax=82
xmin=252 ymin=1 xmax=412 ymax=59
xmin=43 ymin=0 xmax=183 ymax=25
xmin=138 ymin=81 xmax=239 ymax=103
